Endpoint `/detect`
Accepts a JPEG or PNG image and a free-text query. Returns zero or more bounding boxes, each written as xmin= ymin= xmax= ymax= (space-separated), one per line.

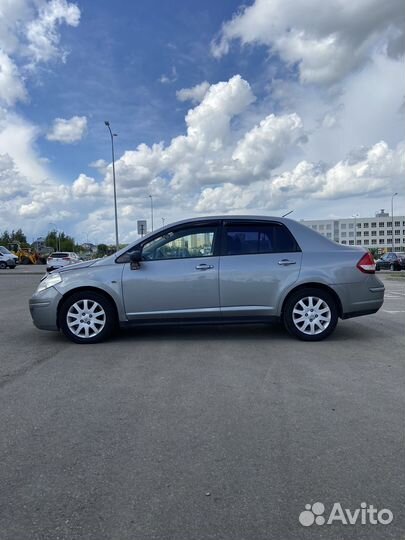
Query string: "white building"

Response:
xmin=301 ymin=209 xmax=405 ymax=251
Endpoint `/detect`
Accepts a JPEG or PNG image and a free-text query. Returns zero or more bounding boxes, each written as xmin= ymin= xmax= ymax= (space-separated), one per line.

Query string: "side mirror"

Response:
xmin=130 ymin=249 xmax=142 ymax=270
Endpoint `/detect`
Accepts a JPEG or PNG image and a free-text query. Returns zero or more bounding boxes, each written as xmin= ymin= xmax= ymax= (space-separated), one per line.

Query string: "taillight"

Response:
xmin=48 ymin=257 xmax=53 ymax=260
xmin=357 ymin=252 xmax=376 ymax=274
xmin=63 ymin=257 xmax=71 ymax=261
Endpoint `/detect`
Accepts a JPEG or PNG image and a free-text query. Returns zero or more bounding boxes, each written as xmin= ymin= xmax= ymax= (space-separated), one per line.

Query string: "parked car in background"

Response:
xmin=30 ymin=216 xmax=385 ymax=344
xmin=0 ymin=251 xmax=16 ymax=269
xmin=375 ymin=252 xmax=405 ymax=271
xmin=47 ymin=252 xmax=81 ymax=272
xmin=0 ymin=246 xmax=19 ymax=265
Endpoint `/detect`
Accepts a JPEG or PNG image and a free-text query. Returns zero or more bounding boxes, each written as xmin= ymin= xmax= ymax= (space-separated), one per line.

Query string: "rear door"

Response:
xmin=219 ymin=221 xmax=302 ymax=317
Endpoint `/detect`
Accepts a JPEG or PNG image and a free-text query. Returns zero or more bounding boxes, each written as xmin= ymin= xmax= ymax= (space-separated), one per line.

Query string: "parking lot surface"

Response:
xmin=0 ymin=271 xmax=404 ymax=539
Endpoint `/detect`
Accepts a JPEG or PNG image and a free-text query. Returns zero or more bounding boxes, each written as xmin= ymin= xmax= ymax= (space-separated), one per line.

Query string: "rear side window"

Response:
xmin=224 ymin=223 xmax=300 ymax=255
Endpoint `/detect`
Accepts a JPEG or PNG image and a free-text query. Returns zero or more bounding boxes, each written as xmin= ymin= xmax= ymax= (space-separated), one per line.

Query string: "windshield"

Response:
xmin=0 ymin=246 xmax=11 ymax=255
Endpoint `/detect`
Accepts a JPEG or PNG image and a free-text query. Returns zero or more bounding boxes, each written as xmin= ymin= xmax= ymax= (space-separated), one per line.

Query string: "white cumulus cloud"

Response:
xmin=0 ymin=50 xmax=27 ymax=106
xmin=47 ymin=115 xmax=87 ymax=143
xmin=176 ymin=81 xmax=210 ymax=103
xmin=72 ymin=174 xmax=102 ymax=197
xmin=25 ymin=0 xmax=81 ymax=65
xmin=211 ymin=0 xmax=405 ymax=85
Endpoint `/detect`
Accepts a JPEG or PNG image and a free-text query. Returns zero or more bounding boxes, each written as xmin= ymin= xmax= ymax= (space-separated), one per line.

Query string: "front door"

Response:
xmin=122 ymin=223 xmax=220 ymax=320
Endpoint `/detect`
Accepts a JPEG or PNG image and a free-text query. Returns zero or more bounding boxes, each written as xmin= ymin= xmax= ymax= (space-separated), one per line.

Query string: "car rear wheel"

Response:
xmin=283 ymin=288 xmax=338 ymax=341
xmin=59 ymin=291 xmax=116 ymax=344
xmin=0 ymin=261 xmax=7 ymax=269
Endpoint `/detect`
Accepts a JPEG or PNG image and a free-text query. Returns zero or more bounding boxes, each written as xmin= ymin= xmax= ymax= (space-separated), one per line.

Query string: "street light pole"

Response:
xmin=104 ymin=121 xmax=119 ymax=252
xmin=352 ymin=214 xmax=359 ymax=244
xmin=149 ymin=195 xmax=154 ymax=232
xmin=391 ymin=192 xmax=398 ymax=252
xmin=162 ymin=217 xmax=165 ymax=227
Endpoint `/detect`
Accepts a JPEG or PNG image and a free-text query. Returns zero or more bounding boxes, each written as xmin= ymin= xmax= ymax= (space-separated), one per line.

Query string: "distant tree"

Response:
xmin=0 ymin=230 xmax=11 ymax=245
xmin=45 ymin=230 xmax=76 ymax=252
xmin=10 ymin=228 xmax=27 ymax=245
xmin=97 ymin=243 xmax=109 ymax=256
xmin=45 ymin=230 xmax=59 ymax=251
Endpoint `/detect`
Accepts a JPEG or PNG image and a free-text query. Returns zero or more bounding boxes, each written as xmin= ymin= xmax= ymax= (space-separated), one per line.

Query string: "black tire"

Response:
xmin=283 ymin=287 xmax=338 ymax=341
xmin=0 ymin=261 xmax=6 ymax=269
xmin=375 ymin=265 xmax=380 ymax=271
xmin=59 ymin=290 xmax=117 ymax=344
xmin=22 ymin=257 xmax=30 ymax=265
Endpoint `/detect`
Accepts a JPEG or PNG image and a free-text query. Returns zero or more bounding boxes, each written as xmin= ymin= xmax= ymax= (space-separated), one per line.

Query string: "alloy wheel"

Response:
xmin=66 ymin=299 xmax=106 ymax=339
xmin=292 ymin=296 xmax=331 ymax=336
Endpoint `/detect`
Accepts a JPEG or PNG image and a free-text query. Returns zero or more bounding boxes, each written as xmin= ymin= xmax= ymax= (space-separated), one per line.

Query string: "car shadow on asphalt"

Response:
xmin=115 ymin=319 xmax=383 ymax=344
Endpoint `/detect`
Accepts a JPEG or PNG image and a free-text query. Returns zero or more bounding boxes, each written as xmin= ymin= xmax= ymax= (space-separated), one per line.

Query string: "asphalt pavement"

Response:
xmin=0 ymin=271 xmax=404 ymax=540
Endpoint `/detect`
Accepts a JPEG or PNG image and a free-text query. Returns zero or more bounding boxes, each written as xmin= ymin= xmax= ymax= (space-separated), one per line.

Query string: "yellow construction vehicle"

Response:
xmin=8 ymin=243 xmax=39 ymax=264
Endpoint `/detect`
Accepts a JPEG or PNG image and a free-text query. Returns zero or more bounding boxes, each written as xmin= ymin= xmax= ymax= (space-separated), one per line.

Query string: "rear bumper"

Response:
xmin=341 ymin=308 xmax=380 ymax=320
xmin=331 ymin=277 xmax=385 ymax=319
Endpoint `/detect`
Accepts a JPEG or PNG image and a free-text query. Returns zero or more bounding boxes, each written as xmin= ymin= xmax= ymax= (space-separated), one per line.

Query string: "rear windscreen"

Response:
xmin=50 ymin=253 xmax=68 ymax=258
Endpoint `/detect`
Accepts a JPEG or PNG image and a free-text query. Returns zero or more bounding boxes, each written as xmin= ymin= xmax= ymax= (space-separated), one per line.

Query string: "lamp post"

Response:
xmin=391 ymin=192 xmax=398 ymax=252
xmin=352 ymin=214 xmax=359 ymax=245
xmin=161 ymin=217 xmax=165 ymax=227
xmin=104 ymin=121 xmax=119 ymax=252
xmin=149 ymin=195 xmax=154 ymax=232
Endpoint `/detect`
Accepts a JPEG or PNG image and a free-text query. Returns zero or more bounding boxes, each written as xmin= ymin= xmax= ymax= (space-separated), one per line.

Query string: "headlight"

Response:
xmin=36 ymin=273 xmax=63 ymax=292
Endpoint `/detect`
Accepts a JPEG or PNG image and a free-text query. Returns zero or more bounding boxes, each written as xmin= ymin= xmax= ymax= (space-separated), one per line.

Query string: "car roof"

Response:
xmin=107 ymin=214 xmax=360 ymax=261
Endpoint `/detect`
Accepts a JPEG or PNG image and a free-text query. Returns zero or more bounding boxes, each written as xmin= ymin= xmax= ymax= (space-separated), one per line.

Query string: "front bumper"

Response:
xmin=29 ymin=286 xmax=62 ymax=331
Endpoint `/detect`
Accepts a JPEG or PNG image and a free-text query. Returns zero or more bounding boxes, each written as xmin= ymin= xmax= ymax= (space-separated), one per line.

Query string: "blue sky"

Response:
xmin=0 ymin=0 xmax=404 ymax=244
xmin=23 ymin=0 xmax=273 ymax=182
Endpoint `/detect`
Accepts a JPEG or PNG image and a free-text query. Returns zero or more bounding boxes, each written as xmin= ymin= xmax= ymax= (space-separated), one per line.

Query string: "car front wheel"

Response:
xmin=283 ymin=288 xmax=338 ymax=341
xmin=59 ymin=291 xmax=116 ymax=344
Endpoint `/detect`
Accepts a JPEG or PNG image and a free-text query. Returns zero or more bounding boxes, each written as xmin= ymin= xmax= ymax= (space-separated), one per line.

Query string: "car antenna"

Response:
xmin=282 ymin=210 xmax=294 ymax=217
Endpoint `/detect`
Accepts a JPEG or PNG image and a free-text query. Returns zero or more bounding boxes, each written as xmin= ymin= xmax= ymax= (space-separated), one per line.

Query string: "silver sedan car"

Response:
xmin=29 ymin=216 xmax=384 ymax=344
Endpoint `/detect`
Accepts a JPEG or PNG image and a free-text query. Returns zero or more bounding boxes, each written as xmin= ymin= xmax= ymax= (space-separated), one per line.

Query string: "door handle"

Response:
xmin=195 ymin=263 xmax=214 ymax=270
xmin=278 ymin=259 xmax=297 ymax=266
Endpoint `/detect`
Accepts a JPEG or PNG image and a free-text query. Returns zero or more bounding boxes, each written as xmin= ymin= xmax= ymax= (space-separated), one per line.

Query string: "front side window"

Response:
xmin=142 ymin=226 xmax=217 ymax=260
xmin=224 ymin=223 xmax=299 ymax=256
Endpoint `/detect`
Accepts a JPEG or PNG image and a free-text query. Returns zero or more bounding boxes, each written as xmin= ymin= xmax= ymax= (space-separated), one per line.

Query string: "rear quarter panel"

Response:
xmin=279 ymin=219 xmax=384 ymax=316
